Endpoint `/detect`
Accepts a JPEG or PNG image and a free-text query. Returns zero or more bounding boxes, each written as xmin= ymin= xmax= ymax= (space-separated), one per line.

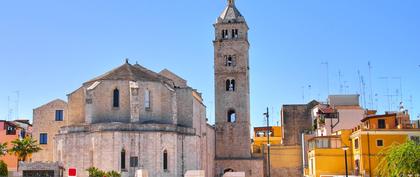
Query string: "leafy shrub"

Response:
xmin=86 ymin=167 xmax=121 ymax=177
xmin=0 ymin=160 xmax=8 ymax=177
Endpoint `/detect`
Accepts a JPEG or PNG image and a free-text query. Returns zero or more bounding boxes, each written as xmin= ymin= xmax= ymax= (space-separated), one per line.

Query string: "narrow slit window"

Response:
xmin=145 ymin=89 xmax=151 ymax=110
xmin=113 ymin=88 xmax=120 ymax=108
xmin=121 ymin=149 xmax=126 ymax=170
xmin=163 ymin=150 xmax=168 ymax=171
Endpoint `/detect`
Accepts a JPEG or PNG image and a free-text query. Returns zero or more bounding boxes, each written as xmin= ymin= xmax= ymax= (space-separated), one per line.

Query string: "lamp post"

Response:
xmin=263 ymin=107 xmax=271 ymax=177
xmin=342 ymin=145 xmax=349 ymax=177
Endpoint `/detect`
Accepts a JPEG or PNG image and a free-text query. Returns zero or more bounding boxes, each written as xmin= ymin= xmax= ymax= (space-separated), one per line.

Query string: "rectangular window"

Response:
xmin=55 ymin=110 xmax=64 ymax=121
xmin=121 ymin=150 xmax=126 ymax=170
xmin=130 ymin=156 xmax=139 ymax=167
xmin=378 ymin=119 xmax=386 ymax=129
xmin=377 ymin=139 xmax=384 ymax=147
xmin=145 ymin=90 xmax=151 ymax=110
xmin=6 ymin=126 xmax=16 ymax=135
xmin=40 ymin=133 xmax=48 ymax=144
xmin=354 ymin=138 xmax=359 ymax=149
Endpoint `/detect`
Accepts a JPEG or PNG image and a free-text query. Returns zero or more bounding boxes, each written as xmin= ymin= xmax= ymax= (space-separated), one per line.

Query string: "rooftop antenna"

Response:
xmin=338 ymin=70 xmax=343 ymax=94
xmin=308 ymin=85 xmax=312 ymax=101
xmin=7 ymin=96 xmax=13 ymax=121
xmin=321 ymin=62 xmax=330 ymax=97
xmin=374 ymin=93 xmax=379 ymax=110
xmin=409 ymin=95 xmax=413 ymax=113
xmin=392 ymin=77 xmax=403 ymax=102
xmin=358 ymin=70 xmax=367 ymax=108
xmin=379 ymin=77 xmax=391 ymax=111
xmin=15 ymin=91 xmax=19 ymax=120
xmin=302 ymin=86 xmax=305 ymax=103
xmin=343 ymin=81 xmax=349 ymax=94
xmin=368 ymin=61 xmax=374 ymax=109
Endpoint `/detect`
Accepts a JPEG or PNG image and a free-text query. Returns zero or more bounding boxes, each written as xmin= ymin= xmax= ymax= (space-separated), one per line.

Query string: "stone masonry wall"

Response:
xmin=32 ymin=99 xmax=68 ymax=162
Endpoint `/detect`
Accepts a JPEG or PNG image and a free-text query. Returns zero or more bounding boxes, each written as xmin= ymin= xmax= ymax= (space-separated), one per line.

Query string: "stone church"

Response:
xmin=32 ymin=1 xmax=263 ymax=177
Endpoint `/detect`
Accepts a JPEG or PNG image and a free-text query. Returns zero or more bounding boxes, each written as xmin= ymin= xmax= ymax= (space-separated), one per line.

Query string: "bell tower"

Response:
xmin=214 ymin=0 xmax=251 ymax=159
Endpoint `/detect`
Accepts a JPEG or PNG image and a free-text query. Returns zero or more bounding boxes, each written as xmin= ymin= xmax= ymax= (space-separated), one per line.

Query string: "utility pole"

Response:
xmin=263 ymin=107 xmax=271 ymax=177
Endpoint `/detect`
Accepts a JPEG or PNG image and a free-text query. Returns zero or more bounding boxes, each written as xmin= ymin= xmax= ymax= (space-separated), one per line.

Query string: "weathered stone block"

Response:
xmin=184 ymin=170 xmax=205 ymax=177
xmin=135 ymin=170 xmax=148 ymax=177
xmin=223 ymin=172 xmax=246 ymax=177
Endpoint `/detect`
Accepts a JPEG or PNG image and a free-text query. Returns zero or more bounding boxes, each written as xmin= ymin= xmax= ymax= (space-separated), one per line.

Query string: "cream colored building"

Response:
xmin=32 ymin=1 xmax=263 ymax=177
xmin=33 ymin=62 xmax=215 ymax=177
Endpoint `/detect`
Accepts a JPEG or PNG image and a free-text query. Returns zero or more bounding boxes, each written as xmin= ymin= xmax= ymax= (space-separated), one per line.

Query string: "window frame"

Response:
xmin=121 ymin=149 xmax=126 ymax=170
xmin=163 ymin=150 xmax=168 ymax=172
xmin=39 ymin=133 xmax=48 ymax=145
xmin=376 ymin=139 xmax=384 ymax=147
xmin=354 ymin=138 xmax=359 ymax=149
xmin=144 ymin=89 xmax=151 ymax=110
xmin=378 ymin=119 xmax=386 ymax=129
xmin=113 ymin=88 xmax=120 ymax=108
xmin=55 ymin=110 xmax=64 ymax=121
xmin=227 ymin=109 xmax=236 ymax=123
xmin=130 ymin=156 xmax=139 ymax=167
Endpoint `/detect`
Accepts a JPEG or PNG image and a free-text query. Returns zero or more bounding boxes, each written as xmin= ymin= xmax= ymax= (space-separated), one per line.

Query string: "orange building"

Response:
xmin=0 ymin=120 xmax=32 ymax=172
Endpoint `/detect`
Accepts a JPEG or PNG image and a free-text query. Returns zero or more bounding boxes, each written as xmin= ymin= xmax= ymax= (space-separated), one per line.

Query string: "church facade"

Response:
xmin=32 ymin=1 xmax=263 ymax=177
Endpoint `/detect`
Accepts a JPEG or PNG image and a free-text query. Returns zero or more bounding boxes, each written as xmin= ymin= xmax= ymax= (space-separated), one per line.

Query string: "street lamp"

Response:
xmin=342 ymin=145 xmax=349 ymax=177
xmin=263 ymin=107 xmax=271 ymax=177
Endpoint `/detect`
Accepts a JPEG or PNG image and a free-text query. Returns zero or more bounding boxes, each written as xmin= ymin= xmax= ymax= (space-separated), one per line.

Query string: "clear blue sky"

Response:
xmin=1 ymin=0 xmax=419 ymax=127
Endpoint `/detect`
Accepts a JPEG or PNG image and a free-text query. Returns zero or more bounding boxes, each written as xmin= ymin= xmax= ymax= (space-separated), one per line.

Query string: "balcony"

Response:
xmin=308 ymin=136 xmax=342 ymax=151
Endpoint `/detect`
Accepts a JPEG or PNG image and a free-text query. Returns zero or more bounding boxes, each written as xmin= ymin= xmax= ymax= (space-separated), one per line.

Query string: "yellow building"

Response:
xmin=350 ymin=111 xmax=420 ymax=177
xmin=306 ymin=130 xmax=353 ymax=177
xmin=253 ymin=126 xmax=304 ymax=176
xmin=253 ymin=126 xmax=282 ymax=153
xmin=304 ymin=111 xmax=420 ymax=177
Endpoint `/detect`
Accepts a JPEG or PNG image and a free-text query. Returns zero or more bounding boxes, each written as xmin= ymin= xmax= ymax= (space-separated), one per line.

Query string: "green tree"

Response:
xmin=0 ymin=160 xmax=8 ymax=177
xmin=0 ymin=143 xmax=7 ymax=157
xmin=376 ymin=140 xmax=420 ymax=176
xmin=9 ymin=137 xmax=42 ymax=170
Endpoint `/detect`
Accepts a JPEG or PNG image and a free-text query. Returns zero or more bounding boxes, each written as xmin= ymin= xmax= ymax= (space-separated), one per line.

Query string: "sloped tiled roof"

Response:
xmin=84 ymin=62 xmax=172 ymax=85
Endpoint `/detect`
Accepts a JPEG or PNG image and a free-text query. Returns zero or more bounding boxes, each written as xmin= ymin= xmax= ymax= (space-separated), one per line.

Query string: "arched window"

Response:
xmin=145 ymin=89 xmax=151 ymax=110
xmin=232 ymin=29 xmax=238 ymax=38
xmin=121 ymin=149 xmax=126 ymax=170
xmin=163 ymin=150 xmax=168 ymax=171
xmin=226 ymin=79 xmax=235 ymax=91
xmin=222 ymin=29 xmax=229 ymax=39
xmin=113 ymin=88 xmax=120 ymax=108
xmin=227 ymin=109 xmax=236 ymax=123
xmin=227 ymin=56 xmax=233 ymax=66
xmin=224 ymin=55 xmax=235 ymax=67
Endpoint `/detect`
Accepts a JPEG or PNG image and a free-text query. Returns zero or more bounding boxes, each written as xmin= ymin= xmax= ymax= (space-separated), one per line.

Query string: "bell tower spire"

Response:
xmin=228 ymin=0 xmax=235 ymax=6
xmin=214 ymin=0 xmax=250 ymax=159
